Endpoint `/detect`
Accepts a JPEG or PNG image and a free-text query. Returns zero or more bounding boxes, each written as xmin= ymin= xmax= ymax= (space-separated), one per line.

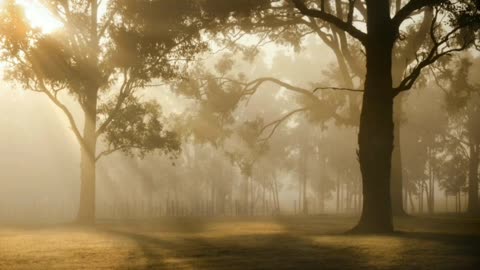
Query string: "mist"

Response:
xmin=0 ymin=1 xmax=479 ymax=269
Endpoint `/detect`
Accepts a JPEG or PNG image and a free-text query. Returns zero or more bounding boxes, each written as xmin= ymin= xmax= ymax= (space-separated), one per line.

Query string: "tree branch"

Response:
xmin=347 ymin=0 xmax=356 ymax=25
xmin=258 ymin=107 xmax=310 ymax=142
xmin=313 ymin=86 xmax=363 ymax=93
xmin=393 ymin=10 xmax=473 ymax=95
xmin=291 ymin=0 xmax=367 ymax=44
xmin=245 ymin=77 xmax=317 ymax=98
xmin=392 ymin=0 xmax=444 ymax=31
xmin=96 ymin=70 xmax=132 ymax=138
xmin=37 ymin=79 xmax=86 ymax=148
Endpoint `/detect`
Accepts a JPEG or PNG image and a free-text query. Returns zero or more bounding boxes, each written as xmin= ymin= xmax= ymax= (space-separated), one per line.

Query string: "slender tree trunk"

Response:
xmin=76 ymin=0 xmax=99 ymax=225
xmin=302 ymin=152 xmax=308 ymax=215
xmin=427 ymin=154 xmax=435 ymax=214
xmin=318 ymin=190 xmax=324 ymax=213
xmin=457 ymin=192 xmax=460 ymax=213
xmin=458 ymin=192 xmax=462 ymax=213
xmin=318 ymin=156 xmax=326 ymax=213
xmin=445 ymin=191 xmax=448 ymax=213
xmin=408 ymin=190 xmax=415 ymax=214
xmin=298 ymin=176 xmax=303 ymax=213
xmin=336 ymin=176 xmax=340 ymax=213
xmin=211 ymin=179 xmax=215 ymax=216
xmin=318 ymin=181 xmax=324 ymax=214
xmin=352 ymin=1 xmax=395 ymax=233
xmin=391 ymin=106 xmax=407 ymax=216
xmin=272 ymin=174 xmax=280 ymax=213
xmin=419 ymin=191 xmax=422 ymax=214
xmin=431 ymin=153 xmax=436 ymax=214
xmin=77 ymin=92 xmax=98 ymax=224
xmin=262 ymin=170 xmax=266 ymax=215
xmin=468 ymin=144 xmax=480 ymax=215
xmin=250 ymin=176 xmax=255 ymax=215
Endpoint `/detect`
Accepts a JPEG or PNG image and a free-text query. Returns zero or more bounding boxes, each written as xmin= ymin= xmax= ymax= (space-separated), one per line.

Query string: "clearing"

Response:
xmin=0 ymin=215 xmax=479 ymax=269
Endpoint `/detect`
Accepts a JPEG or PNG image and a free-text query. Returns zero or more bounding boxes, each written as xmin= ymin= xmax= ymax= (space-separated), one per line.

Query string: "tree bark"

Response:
xmin=76 ymin=91 xmax=98 ymax=224
xmin=408 ymin=190 xmax=415 ymax=213
xmin=391 ymin=97 xmax=407 ymax=216
xmin=76 ymin=0 xmax=99 ymax=225
xmin=468 ymin=144 xmax=480 ymax=215
xmin=336 ymin=176 xmax=340 ymax=213
xmin=351 ymin=0 xmax=395 ymax=233
xmin=419 ymin=182 xmax=424 ymax=214
xmin=301 ymin=148 xmax=308 ymax=215
xmin=428 ymin=157 xmax=435 ymax=214
xmin=458 ymin=192 xmax=462 ymax=213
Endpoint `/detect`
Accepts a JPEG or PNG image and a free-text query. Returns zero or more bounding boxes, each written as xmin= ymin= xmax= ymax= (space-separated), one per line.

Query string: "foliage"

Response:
xmin=0 ymin=0 xmax=216 ymax=161
xmin=99 ymin=95 xmax=180 ymax=159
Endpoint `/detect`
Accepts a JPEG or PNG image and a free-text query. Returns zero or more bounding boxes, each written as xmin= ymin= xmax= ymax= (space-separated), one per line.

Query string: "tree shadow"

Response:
xmin=100 ymin=216 xmax=480 ymax=270
xmin=105 ymin=228 xmax=362 ymax=270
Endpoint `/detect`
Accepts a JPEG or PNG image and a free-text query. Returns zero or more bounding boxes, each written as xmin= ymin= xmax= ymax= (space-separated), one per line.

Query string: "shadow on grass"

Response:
xmin=106 ymin=229 xmax=362 ymax=270
xmin=102 ymin=216 xmax=480 ymax=270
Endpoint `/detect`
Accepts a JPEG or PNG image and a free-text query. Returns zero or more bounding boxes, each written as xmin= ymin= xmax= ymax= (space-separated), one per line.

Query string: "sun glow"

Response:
xmin=16 ymin=0 xmax=63 ymax=33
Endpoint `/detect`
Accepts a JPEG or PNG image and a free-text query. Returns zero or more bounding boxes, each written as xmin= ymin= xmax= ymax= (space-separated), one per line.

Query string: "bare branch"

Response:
xmin=392 ymin=0 xmax=444 ymax=31
xmin=245 ymin=77 xmax=363 ymax=98
xmin=95 ymin=145 xmax=151 ymax=161
xmin=37 ymin=79 xmax=86 ymax=148
xmin=291 ymin=0 xmax=367 ymax=44
xmin=313 ymin=86 xmax=363 ymax=93
xmin=347 ymin=0 xmax=356 ymax=25
xmin=245 ymin=77 xmax=317 ymax=98
xmin=393 ymin=10 xmax=473 ymax=95
xmin=258 ymin=107 xmax=310 ymax=142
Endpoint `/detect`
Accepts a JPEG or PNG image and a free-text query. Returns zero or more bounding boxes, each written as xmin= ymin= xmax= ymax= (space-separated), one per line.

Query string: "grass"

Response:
xmin=0 ymin=215 xmax=479 ymax=269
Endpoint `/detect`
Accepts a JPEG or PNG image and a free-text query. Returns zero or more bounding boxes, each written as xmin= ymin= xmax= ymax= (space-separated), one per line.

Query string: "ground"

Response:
xmin=0 ymin=215 xmax=479 ymax=269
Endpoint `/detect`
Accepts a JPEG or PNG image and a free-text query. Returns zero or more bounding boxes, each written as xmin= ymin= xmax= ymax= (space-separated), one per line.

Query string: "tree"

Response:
xmin=205 ymin=1 xmax=441 ymax=217
xmin=287 ymin=0 xmax=479 ymax=232
xmin=177 ymin=0 xmax=478 ymax=231
xmin=401 ymin=83 xmax=450 ymax=214
xmin=437 ymin=57 xmax=480 ymax=215
xmin=0 ymin=0 xmax=213 ymax=223
xmin=438 ymin=153 xmax=469 ymax=213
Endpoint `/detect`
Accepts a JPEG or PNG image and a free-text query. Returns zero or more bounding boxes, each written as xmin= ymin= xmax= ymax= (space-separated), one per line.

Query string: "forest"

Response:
xmin=0 ymin=0 xmax=479 ymax=269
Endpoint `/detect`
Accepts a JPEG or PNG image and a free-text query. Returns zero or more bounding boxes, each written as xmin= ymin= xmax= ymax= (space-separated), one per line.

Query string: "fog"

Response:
xmin=0 ymin=37 xmax=342 ymax=222
xmin=0 ymin=36 xmax=477 ymax=223
xmin=0 ymin=1 xmax=479 ymax=268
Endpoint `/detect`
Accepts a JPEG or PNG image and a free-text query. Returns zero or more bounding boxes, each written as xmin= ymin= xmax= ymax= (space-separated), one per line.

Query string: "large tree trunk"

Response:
xmin=468 ymin=144 xmax=480 ymax=215
xmin=352 ymin=1 xmax=395 ymax=233
xmin=76 ymin=92 xmax=98 ymax=224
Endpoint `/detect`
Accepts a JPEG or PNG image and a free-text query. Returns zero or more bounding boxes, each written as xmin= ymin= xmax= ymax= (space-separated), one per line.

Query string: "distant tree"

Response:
xmin=226 ymin=118 xmax=269 ymax=215
xmin=437 ymin=57 xmax=480 ymax=215
xmin=401 ymin=85 xmax=449 ymax=214
xmin=438 ymin=153 xmax=468 ymax=212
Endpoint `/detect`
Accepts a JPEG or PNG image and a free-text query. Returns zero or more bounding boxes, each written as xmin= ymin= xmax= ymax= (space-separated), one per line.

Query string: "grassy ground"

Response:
xmin=0 ymin=215 xmax=479 ymax=269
